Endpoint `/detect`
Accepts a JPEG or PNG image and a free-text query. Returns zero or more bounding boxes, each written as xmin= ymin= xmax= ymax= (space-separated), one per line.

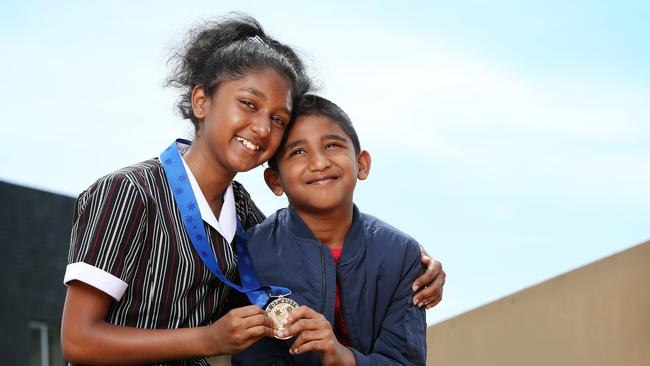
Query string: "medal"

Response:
xmin=266 ymin=295 xmax=299 ymax=339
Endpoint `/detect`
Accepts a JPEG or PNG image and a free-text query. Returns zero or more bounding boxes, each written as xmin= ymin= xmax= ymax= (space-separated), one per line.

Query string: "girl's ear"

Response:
xmin=264 ymin=167 xmax=285 ymax=196
xmin=191 ymin=84 xmax=208 ymax=119
xmin=357 ymin=150 xmax=371 ymax=180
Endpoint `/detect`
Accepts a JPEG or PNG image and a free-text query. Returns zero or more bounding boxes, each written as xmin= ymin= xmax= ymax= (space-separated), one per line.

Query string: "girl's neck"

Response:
xmin=293 ymin=202 xmax=354 ymax=249
xmin=183 ymin=138 xmax=235 ymax=217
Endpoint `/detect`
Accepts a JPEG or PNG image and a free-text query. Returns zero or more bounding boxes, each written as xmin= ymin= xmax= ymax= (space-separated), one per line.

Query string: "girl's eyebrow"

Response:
xmin=238 ymin=87 xmax=266 ymax=98
xmin=237 ymin=87 xmax=291 ymax=116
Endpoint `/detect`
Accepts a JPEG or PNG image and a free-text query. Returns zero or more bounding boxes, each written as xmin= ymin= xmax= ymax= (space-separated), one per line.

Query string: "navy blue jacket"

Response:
xmin=233 ymin=205 xmax=426 ymax=366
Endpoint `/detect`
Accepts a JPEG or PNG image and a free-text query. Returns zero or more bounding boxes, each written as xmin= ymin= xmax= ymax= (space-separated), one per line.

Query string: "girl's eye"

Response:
xmin=240 ymin=100 xmax=256 ymax=109
xmin=271 ymin=116 xmax=287 ymax=127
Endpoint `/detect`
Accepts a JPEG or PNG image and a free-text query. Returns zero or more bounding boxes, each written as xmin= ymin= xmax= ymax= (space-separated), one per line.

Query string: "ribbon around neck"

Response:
xmin=160 ymin=139 xmax=289 ymax=308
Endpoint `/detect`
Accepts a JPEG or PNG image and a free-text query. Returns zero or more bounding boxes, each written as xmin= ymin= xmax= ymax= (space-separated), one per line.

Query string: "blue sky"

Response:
xmin=1 ymin=1 xmax=649 ymax=325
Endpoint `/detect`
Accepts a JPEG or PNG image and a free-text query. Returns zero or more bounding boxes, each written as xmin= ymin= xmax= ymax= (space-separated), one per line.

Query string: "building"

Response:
xmin=0 ymin=181 xmax=75 ymax=366
xmin=426 ymin=240 xmax=650 ymax=366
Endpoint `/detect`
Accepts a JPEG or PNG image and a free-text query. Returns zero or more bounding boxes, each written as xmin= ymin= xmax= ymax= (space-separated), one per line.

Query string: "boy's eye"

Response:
xmin=289 ymin=148 xmax=305 ymax=156
xmin=325 ymin=143 xmax=341 ymax=149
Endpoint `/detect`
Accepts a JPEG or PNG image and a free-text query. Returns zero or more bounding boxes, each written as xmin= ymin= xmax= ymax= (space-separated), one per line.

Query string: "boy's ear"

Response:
xmin=357 ymin=150 xmax=371 ymax=180
xmin=191 ymin=84 xmax=208 ymax=119
xmin=264 ymin=167 xmax=285 ymax=196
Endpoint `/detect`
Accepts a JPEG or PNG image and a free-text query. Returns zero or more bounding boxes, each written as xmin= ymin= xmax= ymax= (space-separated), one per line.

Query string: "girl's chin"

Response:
xmin=229 ymin=158 xmax=265 ymax=173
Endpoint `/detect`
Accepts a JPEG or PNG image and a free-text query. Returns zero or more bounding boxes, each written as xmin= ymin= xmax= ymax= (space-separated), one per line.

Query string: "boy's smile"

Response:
xmin=265 ymin=114 xmax=370 ymax=215
xmin=305 ymin=173 xmax=339 ymax=185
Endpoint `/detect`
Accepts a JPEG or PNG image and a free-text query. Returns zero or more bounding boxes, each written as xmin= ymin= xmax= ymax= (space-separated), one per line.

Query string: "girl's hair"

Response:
xmin=267 ymin=94 xmax=361 ymax=171
xmin=166 ymin=13 xmax=312 ymax=133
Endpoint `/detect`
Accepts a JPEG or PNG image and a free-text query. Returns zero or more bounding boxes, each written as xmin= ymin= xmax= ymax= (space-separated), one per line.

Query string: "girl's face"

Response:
xmin=192 ymin=68 xmax=293 ymax=174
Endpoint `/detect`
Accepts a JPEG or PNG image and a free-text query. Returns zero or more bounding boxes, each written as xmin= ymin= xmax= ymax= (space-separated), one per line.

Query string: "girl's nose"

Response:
xmin=250 ymin=117 xmax=271 ymax=138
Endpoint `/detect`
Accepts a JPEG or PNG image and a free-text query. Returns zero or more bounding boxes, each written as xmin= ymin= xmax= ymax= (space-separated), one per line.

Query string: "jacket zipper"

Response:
xmin=319 ymin=246 xmax=326 ymax=314
xmin=336 ymin=262 xmax=357 ymax=350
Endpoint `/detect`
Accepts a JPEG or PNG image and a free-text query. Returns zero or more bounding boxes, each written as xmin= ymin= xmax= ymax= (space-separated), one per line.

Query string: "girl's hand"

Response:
xmin=412 ymin=244 xmax=446 ymax=309
xmin=278 ymin=306 xmax=355 ymax=366
xmin=207 ymin=305 xmax=276 ymax=355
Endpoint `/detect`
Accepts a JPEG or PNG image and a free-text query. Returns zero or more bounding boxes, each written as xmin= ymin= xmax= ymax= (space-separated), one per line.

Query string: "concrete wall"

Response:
xmin=0 ymin=181 xmax=76 ymax=365
xmin=427 ymin=241 xmax=650 ymax=366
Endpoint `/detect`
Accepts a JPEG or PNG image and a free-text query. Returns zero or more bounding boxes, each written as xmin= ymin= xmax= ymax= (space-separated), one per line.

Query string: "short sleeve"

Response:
xmin=64 ymin=174 xmax=147 ymax=301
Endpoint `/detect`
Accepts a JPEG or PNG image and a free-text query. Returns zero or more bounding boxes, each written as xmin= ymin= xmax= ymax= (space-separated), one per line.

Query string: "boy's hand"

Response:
xmin=278 ymin=306 xmax=355 ymax=366
xmin=412 ymin=244 xmax=446 ymax=309
xmin=206 ymin=305 xmax=275 ymax=355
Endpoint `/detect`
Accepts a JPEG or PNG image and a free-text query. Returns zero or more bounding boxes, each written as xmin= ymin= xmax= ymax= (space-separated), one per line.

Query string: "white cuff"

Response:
xmin=63 ymin=262 xmax=128 ymax=301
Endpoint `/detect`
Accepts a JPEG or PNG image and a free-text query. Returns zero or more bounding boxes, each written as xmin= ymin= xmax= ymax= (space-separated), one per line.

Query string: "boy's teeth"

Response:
xmin=236 ymin=137 xmax=260 ymax=151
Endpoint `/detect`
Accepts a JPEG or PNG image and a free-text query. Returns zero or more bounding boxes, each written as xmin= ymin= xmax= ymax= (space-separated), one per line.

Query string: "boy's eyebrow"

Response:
xmin=282 ymin=134 xmax=349 ymax=152
xmin=324 ymin=134 xmax=348 ymax=143
xmin=284 ymin=139 xmax=305 ymax=150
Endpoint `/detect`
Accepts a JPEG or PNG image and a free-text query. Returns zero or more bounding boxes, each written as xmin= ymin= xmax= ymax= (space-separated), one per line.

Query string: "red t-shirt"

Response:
xmin=328 ymin=246 xmax=351 ymax=347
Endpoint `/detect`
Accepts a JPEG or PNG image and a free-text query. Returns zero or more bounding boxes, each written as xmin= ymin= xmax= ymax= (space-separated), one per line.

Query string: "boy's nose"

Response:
xmin=309 ymin=151 xmax=331 ymax=171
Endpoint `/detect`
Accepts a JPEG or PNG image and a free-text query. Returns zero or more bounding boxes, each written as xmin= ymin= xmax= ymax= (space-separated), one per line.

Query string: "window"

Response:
xmin=29 ymin=321 xmax=64 ymax=366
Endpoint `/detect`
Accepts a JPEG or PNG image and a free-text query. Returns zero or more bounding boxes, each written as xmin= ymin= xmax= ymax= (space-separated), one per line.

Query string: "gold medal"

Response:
xmin=266 ymin=296 xmax=299 ymax=339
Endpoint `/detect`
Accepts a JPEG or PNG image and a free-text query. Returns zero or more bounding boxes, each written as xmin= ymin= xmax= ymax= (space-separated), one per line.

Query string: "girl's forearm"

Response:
xmin=62 ymin=281 xmax=222 ymax=365
xmin=62 ymin=320 xmax=214 ymax=365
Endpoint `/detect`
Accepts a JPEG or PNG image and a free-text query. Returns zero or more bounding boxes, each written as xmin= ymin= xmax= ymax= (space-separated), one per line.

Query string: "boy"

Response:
xmin=233 ymin=95 xmax=427 ymax=365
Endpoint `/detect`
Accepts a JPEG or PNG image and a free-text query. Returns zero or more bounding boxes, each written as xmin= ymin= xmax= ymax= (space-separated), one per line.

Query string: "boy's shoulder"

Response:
xmin=356 ymin=208 xmax=421 ymax=253
xmin=245 ymin=207 xmax=287 ymax=237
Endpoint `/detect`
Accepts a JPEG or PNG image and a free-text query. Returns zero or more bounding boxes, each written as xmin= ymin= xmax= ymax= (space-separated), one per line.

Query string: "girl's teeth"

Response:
xmin=236 ymin=137 xmax=260 ymax=151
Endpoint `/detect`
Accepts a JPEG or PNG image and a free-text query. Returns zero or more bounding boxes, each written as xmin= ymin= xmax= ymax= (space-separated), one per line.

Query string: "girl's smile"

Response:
xmin=235 ymin=136 xmax=261 ymax=151
xmin=191 ymin=68 xmax=293 ymax=176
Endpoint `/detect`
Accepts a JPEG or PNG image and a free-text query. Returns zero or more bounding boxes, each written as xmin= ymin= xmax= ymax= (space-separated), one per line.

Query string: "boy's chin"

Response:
xmin=291 ymin=198 xmax=350 ymax=214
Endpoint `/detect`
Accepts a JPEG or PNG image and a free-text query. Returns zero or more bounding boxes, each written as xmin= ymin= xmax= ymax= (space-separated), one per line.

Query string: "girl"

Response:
xmin=61 ymin=14 xmax=443 ymax=366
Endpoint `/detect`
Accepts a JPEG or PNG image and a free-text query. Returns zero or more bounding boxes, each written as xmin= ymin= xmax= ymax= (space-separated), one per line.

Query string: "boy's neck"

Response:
xmin=293 ymin=202 xmax=354 ymax=249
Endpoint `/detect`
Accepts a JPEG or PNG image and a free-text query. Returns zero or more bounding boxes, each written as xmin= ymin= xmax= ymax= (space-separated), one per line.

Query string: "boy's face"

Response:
xmin=264 ymin=114 xmax=370 ymax=214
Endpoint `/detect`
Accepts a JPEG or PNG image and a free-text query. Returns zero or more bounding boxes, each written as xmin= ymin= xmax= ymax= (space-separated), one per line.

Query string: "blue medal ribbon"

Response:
xmin=161 ymin=139 xmax=289 ymax=308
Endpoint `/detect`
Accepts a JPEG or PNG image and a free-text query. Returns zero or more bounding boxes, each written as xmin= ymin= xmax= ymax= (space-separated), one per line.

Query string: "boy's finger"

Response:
xmin=289 ymin=328 xmax=324 ymax=349
xmin=283 ymin=318 xmax=323 ymax=337
xmin=285 ymin=305 xmax=317 ymax=324
xmin=291 ymin=339 xmax=329 ymax=355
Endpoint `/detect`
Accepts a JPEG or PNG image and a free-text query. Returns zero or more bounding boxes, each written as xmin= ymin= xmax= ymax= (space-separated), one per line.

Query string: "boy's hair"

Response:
xmin=268 ymin=94 xmax=361 ymax=171
xmin=165 ymin=13 xmax=312 ymax=133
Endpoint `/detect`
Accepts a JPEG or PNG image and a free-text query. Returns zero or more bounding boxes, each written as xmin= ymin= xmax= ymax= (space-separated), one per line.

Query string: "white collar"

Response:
xmin=176 ymin=153 xmax=237 ymax=244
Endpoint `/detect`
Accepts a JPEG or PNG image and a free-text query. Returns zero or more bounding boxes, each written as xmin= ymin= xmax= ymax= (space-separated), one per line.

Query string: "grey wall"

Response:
xmin=0 ymin=181 xmax=76 ymax=365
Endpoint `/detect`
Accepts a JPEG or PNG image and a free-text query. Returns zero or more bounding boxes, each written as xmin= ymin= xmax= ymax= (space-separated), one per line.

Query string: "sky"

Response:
xmin=1 ymin=0 xmax=649 ymax=325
